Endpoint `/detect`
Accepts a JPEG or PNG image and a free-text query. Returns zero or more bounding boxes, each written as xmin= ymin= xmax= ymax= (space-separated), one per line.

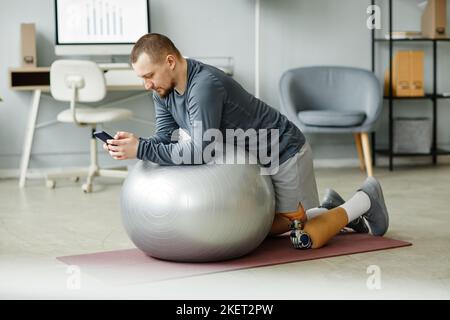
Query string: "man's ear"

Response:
xmin=166 ymin=55 xmax=176 ymax=70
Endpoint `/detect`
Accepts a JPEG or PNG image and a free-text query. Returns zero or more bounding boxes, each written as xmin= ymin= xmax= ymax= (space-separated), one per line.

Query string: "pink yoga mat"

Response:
xmin=57 ymin=233 xmax=411 ymax=285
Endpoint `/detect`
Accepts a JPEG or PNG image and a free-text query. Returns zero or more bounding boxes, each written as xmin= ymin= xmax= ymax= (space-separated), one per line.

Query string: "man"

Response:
xmin=105 ymin=33 xmax=389 ymax=248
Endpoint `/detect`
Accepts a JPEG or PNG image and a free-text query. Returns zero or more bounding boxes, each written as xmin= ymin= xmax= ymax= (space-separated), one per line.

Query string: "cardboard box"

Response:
xmin=384 ymin=51 xmax=425 ymax=97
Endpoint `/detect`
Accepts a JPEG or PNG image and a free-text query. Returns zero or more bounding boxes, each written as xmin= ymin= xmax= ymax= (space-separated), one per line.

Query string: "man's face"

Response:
xmin=132 ymin=53 xmax=175 ymax=98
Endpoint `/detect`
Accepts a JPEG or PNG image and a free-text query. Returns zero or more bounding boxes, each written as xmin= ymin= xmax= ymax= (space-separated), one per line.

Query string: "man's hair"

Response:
xmin=130 ymin=33 xmax=182 ymax=64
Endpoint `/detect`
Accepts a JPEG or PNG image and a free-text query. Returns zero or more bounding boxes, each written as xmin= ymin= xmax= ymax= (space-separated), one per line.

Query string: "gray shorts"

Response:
xmin=271 ymin=142 xmax=319 ymax=213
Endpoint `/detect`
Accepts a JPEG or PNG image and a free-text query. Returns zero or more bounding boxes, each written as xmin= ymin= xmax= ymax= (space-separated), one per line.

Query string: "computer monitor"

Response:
xmin=54 ymin=0 xmax=150 ymax=56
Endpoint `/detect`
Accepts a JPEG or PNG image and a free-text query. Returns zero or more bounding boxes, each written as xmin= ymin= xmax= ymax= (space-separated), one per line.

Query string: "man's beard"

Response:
xmin=155 ymin=88 xmax=170 ymax=98
xmin=155 ymin=80 xmax=176 ymax=98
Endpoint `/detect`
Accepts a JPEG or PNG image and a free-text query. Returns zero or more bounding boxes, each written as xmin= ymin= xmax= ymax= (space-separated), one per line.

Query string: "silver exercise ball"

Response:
xmin=121 ymin=156 xmax=275 ymax=262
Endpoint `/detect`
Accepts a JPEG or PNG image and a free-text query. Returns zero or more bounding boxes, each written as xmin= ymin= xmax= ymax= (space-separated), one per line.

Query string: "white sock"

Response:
xmin=339 ymin=191 xmax=371 ymax=222
xmin=306 ymin=207 xmax=328 ymax=220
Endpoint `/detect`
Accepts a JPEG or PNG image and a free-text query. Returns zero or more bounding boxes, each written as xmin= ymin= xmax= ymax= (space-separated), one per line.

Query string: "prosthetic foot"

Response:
xmin=289 ymin=220 xmax=312 ymax=249
xmin=279 ymin=204 xmax=312 ymax=249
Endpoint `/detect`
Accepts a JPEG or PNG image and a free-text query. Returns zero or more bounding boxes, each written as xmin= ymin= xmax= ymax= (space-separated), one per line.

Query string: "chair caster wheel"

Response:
xmin=71 ymin=177 xmax=80 ymax=183
xmin=82 ymin=183 xmax=92 ymax=193
xmin=46 ymin=180 xmax=56 ymax=189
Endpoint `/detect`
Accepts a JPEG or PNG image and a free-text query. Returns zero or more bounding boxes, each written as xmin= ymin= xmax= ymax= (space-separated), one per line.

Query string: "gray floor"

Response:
xmin=1 ymin=165 xmax=450 ymax=299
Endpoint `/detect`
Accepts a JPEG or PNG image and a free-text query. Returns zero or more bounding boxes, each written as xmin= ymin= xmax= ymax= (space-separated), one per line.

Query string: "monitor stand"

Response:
xmin=92 ymin=55 xmax=131 ymax=70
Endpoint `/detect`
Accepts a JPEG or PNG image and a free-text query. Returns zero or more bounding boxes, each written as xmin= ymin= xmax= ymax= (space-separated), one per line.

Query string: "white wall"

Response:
xmin=1 ymin=0 xmax=450 ymax=173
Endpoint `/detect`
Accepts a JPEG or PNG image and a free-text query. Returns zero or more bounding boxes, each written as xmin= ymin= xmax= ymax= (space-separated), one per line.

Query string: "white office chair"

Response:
xmin=46 ymin=60 xmax=133 ymax=193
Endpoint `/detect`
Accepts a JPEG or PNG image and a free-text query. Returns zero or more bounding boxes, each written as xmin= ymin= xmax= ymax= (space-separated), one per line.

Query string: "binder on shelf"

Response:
xmin=410 ymin=51 xmax=425 ymax=96
xmin=384 ymin=51 xmax=424 ymax=97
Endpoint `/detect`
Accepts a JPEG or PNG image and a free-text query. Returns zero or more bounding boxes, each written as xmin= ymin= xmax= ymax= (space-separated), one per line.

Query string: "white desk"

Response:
xmin=9 ymin=67 xmax=146 ymax=187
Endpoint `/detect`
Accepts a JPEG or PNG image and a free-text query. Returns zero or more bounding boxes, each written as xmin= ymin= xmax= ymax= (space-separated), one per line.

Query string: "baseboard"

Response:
xmin=313 ymin=158 xmax=360 ymax=168
xmin=0 ymin=167 xmax=83 ymax=179
xmin=314 ymin=154 xmax=450 ymax=169
xmin=0 ymin=152 xmax=136 ymax=180
xmin=0 ymin=165 xmax=132 ymax=180
xmin=1 ymin=152 xmax=449 ymax=179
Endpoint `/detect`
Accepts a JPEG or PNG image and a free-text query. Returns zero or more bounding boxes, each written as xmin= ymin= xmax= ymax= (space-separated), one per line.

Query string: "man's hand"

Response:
xmin=103 ymin=131 xmax=139 ymax=160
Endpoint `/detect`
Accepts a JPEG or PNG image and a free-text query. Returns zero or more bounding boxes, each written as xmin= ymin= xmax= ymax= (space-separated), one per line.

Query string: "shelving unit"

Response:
xmin=371 ymin=0 xmax=450 ymax=170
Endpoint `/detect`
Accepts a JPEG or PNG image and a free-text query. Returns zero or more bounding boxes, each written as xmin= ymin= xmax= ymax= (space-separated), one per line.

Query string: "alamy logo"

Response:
xmin=366 ymin=265 xmax=382 ymax=290
xmin=367 ymin=5 xmax=381 ymax=30
xmin=66 ymin=265 xmax=81 ymax=290
xmin=170 ymin=121 xmax=280 ymax=175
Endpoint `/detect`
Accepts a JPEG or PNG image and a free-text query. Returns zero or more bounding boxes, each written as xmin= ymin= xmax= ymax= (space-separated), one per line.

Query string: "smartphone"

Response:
xmin=94 ymin=131 xmax=114 ymax=144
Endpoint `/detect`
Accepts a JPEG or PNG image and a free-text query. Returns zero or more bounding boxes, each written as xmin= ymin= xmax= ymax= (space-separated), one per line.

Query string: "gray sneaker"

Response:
xmin=358 ymin=177 xmax=390 ymax=236
xmin=320 ymin=188 xmax=369 ymax=234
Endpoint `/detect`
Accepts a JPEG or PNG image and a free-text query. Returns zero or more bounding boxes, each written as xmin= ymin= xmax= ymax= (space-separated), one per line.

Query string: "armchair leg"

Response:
xmin=353 ymin=133 xmax=365 ymax=172
xmin=361 ymin=132 xmax=374 ymax=177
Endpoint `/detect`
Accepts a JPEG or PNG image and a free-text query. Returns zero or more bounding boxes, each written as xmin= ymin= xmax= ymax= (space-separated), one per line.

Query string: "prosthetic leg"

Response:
xmin=278 ymin=177 xmax=389 ymax=249
xmin=288 ymin=207 xmax=349 ymax=249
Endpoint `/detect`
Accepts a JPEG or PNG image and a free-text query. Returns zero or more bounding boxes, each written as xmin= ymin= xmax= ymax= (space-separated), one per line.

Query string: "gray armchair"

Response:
xmin=279 ymin=66 xmax=382 ymax=177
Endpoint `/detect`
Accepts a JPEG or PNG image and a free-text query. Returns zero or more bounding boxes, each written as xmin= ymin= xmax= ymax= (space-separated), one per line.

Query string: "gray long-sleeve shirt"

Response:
xmin=137 ymin=59 xmax=305 ymax=167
